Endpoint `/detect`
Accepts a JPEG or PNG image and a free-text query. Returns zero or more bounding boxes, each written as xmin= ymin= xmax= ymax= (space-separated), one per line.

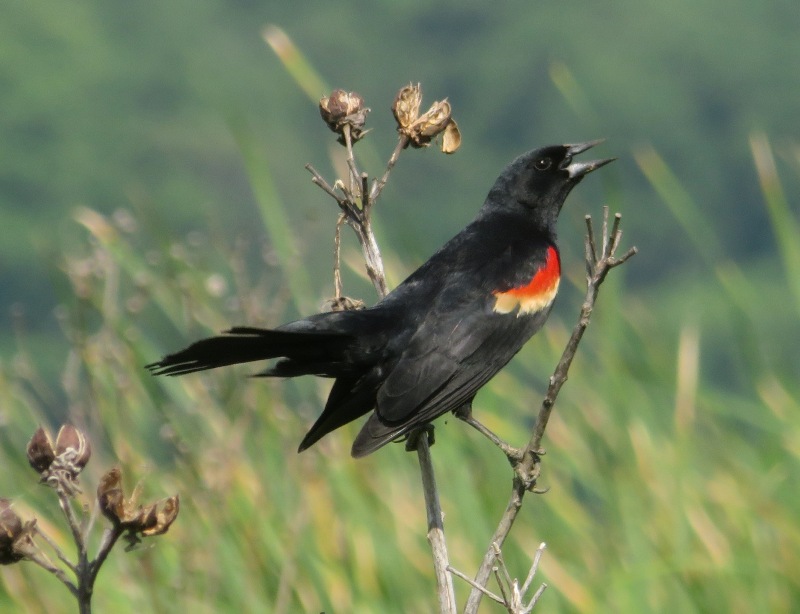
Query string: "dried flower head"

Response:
xmin=97 ymin=468 xmax=179 ymax=544
xmin=441 ymin=120 xmax=462 ymax=154
xmin=416 ymin=99 xmax=452 ymax=138
xmin=392 ymin=83 xmax=423 ymax=130
xmin=0 ymin=499 xmax=36 ymax=565
xmin=391 ymin=83 xmax=461 ymax=153
xmin=54 ymin=425 xmax=92 ymax=472
xmin=27 ymin=425 xmax=91 ymax=496
xmin=27 ymin=427 xmax=56 ymax=474
xmin=319 ymin=89 xmax=370 ymax=144
xmin=140 ymin=496 xmax=180 ymax=537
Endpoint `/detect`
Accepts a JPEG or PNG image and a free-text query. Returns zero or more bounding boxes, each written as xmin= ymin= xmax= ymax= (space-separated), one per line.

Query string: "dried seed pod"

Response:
xmin=441 ymin=119 xmax=462 ymax=154
xmin=97 ymin=467 xmax=127 ymax=525
xmin=319 ymin=89 xmax=369 ymax=143
xmin=0 ymin=499 xmax=36 ymax=565
xmin=97 ymin=467 xmax=180 ymax=537
xmin=54 ymin=425 xmax=91 ymax=472
xmin=392 ymin=85 xmax=462 ymax=153
xmin=392 ymin=83 xmax=423 ymax=130
xmin=141 ymin=496 xmax=180 ymax=537
xmin=137 ymin=503 xmax=159 ymax=533
xmin=26 ymin=427 xmax=56 ymax=474
xmin=415 ymin=100 xmax=452 ymax=139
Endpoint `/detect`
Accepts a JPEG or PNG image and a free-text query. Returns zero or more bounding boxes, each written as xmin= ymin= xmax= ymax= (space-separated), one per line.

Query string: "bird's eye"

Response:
xmin=533 ymin=157 xmax=551 ymax=171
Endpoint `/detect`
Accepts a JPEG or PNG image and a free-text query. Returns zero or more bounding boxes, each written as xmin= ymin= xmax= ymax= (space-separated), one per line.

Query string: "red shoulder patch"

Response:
xmin=493 ymin=246 xmax=560 ymax=315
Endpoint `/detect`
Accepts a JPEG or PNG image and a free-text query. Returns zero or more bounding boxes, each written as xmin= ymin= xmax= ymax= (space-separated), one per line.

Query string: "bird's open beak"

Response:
xmin=562 ymin=139 xmax=616 ymax=179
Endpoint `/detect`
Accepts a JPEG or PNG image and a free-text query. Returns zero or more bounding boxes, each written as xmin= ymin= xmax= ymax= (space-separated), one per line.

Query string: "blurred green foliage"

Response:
xmin=1 ymin=1 xmax=799 ymax=613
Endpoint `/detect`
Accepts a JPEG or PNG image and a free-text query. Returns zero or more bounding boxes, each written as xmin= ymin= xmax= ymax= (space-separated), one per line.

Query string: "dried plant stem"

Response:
xmin=87 ymin=526 xmax=125 ymax=586
xmin=342 ymin=124 xmax=360 ymax=193
xmin=56 ymin=489 xmax=86 ymax=558
xmin=463 ymin=206 xmax=636 ymax=613
xmin=34 ymin=524 xmax=78 ymax=574
xmin=351 ymin=218 xmax=388 ymax=298
xmin=447 ymin=566 xmax=505 ymax=605
xmin=371 ymin=135 xmax=409 ymax=203
xmin=54 ymin=487 xmax=96 ymax=613
xmin=416 ymin=434 xmax=457 ymax=614
xmin=309 ymin=132 xmax=456 ymax=612
xmin=333 ymin=214 xmax=346 ymax=299
xmin=26 ymin=549 xmax=79 ymax=597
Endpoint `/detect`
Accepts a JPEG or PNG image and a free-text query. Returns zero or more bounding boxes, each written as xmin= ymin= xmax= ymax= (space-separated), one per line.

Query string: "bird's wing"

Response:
xmin=376 ymin=308 xmax=500 ymax=421
xmin=375 ymin=243 xmax=559 ymax=424
xmin=349 ymin=236 xmax=559 ymax=457
xmin=351 ymin=301 xmax=551 ymax=457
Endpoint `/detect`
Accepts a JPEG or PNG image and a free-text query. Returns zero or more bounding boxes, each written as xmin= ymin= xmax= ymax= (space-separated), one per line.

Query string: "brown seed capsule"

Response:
xmin=441 ymin=119 xmax=462 ymax=154
xmin=319 ymin=89 xmax=369 ymax=144
xmin=392 ymin=83 xmax=423 ymax=130
xmin=97 ymin=467 xmax=179 ymax=537
xmin=54 ymin=425 xmax=91 ymax=472
xmin=0 ymin=499 xmax=35 ymax=565
xmin=415 ymin=100 xmax=452 ymax=139
xmin=141 ymin=496 xmax=180 ymax=537
xmin=27 ymin=427 xmax=56 ymax=474
xmin=97 ymin=467 xmax=125 ymax=524
xmin=392 ymin=87 xmax=462 ymax=153
xmin=137 ymin=503 xmax=159 ymax=533
xmin=0 ymin=498 xmax=23 ymax=564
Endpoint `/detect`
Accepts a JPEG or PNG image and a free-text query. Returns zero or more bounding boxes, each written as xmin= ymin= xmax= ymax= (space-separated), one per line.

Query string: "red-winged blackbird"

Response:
xmin=147 ymin=141 xmax=614 ymax=457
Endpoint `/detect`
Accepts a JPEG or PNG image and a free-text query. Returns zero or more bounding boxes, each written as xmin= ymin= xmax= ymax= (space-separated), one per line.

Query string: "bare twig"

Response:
xmin=34 ymin=523 xmax=78 ymax=574
xmin=520 ymin=542 xmax=547 ymax=597
xmin=342 ymin=124 xmax=360 ymax=193
xmin=451 ymin=541 xmax=548 ymax=614
xmin=464 ymin=206 xmax=636 ymax=613
xmin=56 ymin=488 xmax=88 ymax=567
xmin=352 ymin=219 xmax=388 ymax=298
xmin=370 ymin=135 xmax=409 ymax=203
xmin=26 ymin=549 xmax=79 ymax=597
xmin=305 ymin=164 xmax=347 ymax=208
xmin=333 ymin=214 xmax=346 ymax=300
xmin=88 ymin=526 xmax=125 ymax=584
xmin=447 ymin=565 xmax=505 ymax=604
xmin=414 ymin=431 xmax=457 ymax=614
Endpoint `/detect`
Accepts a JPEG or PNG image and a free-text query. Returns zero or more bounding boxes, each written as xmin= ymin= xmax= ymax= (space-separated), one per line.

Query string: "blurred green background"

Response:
xmin=1 ymin=1 xmax=798 ymax=612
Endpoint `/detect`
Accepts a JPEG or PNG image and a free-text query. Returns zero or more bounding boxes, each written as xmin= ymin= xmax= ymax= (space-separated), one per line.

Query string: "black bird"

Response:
xmin=147 ymin=141 xmax=614 ymax=457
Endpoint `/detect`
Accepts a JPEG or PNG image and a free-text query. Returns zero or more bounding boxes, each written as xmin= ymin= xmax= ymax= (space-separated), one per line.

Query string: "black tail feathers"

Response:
xmin=146 ymin=326 xmax=352 ymax=377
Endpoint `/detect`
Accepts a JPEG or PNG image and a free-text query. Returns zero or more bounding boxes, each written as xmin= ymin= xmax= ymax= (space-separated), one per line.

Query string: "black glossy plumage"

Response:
xmin=147 ymin=141 xmax=614 ymax=457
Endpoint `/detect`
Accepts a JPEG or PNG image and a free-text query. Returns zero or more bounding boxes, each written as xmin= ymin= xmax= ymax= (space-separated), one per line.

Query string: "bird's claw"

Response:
xmin=405 ymin=424 xmax=436 ymax=452
xmin=510 ymin=448 xmax=547 ymax=492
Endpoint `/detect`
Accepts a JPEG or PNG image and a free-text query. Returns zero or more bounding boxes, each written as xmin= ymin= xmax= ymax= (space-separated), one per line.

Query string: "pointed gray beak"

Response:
xmin=562 ymin=139 xmax=616 ymax=179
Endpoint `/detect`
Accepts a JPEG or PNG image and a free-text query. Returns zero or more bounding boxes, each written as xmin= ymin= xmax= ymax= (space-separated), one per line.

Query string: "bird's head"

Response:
xmin=483 ymin=140 xmax=615 ymax=231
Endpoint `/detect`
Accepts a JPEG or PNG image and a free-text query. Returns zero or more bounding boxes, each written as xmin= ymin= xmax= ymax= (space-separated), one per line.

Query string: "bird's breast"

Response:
xmin=492 ymin=245 xmax=560 ymax=316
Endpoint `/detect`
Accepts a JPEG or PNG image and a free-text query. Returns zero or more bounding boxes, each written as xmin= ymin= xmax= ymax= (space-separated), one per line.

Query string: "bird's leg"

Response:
xmin=453 ymin=404 xmax=524 ymax=465
xmin=454 ymin=405 xmax=548 ymax=490
xmin=405 ymin=424 xmax=436 ymax=452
